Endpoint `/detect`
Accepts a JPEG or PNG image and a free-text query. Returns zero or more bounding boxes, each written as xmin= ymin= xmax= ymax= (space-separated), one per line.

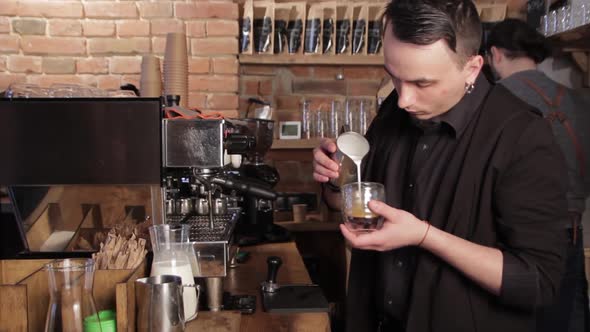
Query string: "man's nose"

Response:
xmin=397 ymin=85 xmax=415 ymax=109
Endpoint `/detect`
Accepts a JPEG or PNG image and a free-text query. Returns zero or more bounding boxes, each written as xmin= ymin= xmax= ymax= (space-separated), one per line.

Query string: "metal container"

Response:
xmin=195 ymin=198 xmax=209 ymax=215
xmin=178 ymin=198 xmax=194 ymax=215
xmin=212 ymin=197 xmax=228 ymax=215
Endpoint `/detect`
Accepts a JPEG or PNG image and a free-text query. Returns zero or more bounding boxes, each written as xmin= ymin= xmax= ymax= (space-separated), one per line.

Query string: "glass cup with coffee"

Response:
xmin=341 ymin=182 xmax=385 ymax=232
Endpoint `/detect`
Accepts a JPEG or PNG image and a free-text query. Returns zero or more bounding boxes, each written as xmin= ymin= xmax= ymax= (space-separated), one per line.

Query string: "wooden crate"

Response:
xmin=0 ymin=258 xmax=147 ymax=332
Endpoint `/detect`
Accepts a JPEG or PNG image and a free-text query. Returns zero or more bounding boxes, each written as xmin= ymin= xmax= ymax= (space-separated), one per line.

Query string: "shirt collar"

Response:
xmin=432 ymin=73 xmax=492 ymax=138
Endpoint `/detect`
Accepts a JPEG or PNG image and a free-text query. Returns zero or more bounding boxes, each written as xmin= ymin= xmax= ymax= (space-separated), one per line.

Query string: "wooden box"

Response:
xmin=0 ymin=258 xmax=147 ymax=332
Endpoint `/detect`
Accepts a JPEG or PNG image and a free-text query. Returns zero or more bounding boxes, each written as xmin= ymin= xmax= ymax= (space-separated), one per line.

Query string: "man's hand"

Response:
xmin=313 ymin=138 xmax=339 ymax=183
xmin=340 ymin=200 xmax=429 ymax=251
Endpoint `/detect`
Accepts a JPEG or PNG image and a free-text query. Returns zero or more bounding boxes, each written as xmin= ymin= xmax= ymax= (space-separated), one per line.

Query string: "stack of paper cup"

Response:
xmin=163 ymin=33 xmax=188 ymax=107
xmin=140 ymin=55 xmax=162 ymax=98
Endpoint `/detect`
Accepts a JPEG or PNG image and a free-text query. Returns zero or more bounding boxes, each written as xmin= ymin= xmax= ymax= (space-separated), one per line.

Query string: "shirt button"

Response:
xmin=422 ymin=144 xmax=429 ymax=150
xmin=388 ymin=300 xmax=393 ymax=305
xmin=396 ymin=260 xmax=404 ymax=267
xmin=408 ymin=183 xmax=414 ymax=188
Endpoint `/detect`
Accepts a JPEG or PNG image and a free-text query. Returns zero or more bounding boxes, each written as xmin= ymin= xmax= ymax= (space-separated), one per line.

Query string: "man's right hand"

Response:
xmin=312 ymin=138 xmax=340 ymax=183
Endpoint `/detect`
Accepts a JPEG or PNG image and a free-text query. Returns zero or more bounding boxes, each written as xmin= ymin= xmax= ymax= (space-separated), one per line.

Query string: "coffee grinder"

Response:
xmin=229 ymin=118 xmax=290 ymax=246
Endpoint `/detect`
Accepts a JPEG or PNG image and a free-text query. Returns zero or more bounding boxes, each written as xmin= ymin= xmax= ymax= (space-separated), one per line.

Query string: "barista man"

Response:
xmin=313 ymin=1 xmax=569 ymax=331
xmin=486 ymin=18 xmax=590 ymax=332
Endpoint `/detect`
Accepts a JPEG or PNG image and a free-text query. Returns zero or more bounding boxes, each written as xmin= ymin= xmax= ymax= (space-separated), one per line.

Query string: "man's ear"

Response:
xmin=490 ymin=46 xmax=502 ymax=64
xmin=463 ymin=54 xmax=484 ymax=84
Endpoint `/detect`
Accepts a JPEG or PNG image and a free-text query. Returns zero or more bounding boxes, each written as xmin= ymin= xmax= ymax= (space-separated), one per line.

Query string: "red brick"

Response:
xmin=313 ymin=66 xmax=343 ymax=79
xmin=207 ymin=93 xmax=238 ymax=109
xmin=138 ymin=2 xmax=173 ymax=18
xmin=151 ymin=37 xmax=166 ymax=54
xmin=97 ymin=75 xmax=122 ymax=90
xmin=42 ymin=58 xmax=76 ymax=74
xmin=117 ymin=21 xmax=150 ymax=37
xmin=342 ymin=67 xmax=387 ymax=80
xmin=189 ymin=57 xmax=210 ymax=74
xmin=18 ymin=1 xmax=83 ymax=18
xmin=191 ymin=37 xmax=237 ymax=56
xmin=347 ymin=80 xmax=381 ymax=97
xmin=0 ymin=73 xmax=27 ymax=90
xmin=240 ymin=77 xmax=273 ymax=95
xmin=212 ymin=56 xmax=238 ymax=74
xmin=175 ymin=2 xmax=238 ymax=20
xmin=240 ymin=65 xmax=276 ymax=76
xmin=0 ymin=2 xmax=17 ymax=16
xmin=189 ymin=75 xmax=238 ymax=93
xmin=88 ymin=38 xmax=150 ymax=55
xmin=84 ymin=2 xmax=138 ymax=19
xmin=110 ymin=57 xmax=141 ymax=74
xmin=290 ymin=66 xmax=313 ymax=77
xmin=188 ymin=92 xmax=207 ymax=109
xmin=121 ymin=75 xmax=140 ymax=88
xmin=49 ymin=20 xmax=82 ymax=37
xmin=76 ymin=58 xmax=108 ymax=74
xmin=0 ymin=35 xmax=19 ymax=53
xmin=12 ymin=19 xmax=45 ymax=35
xmin=22 ymin=36 xmax=85 ymax=55
xmin=186 ymin=21 xmax=206 ymax=38
xmin=83 ymin=21 xmax=115 ymax=37
xmin=292 ymin=79 xmax=346 ymax=95
xmin=206 ymin=20 xmax=238 ymax=37
xmin=29 ymin=74 xmax=97 ymax=88
xmin=0 ymin=17 xmax=9 ymax=34
xmin=150 ymin=19 xmax=184 ymax=36
xmin=0 ymin=56 xmax=6 ymax=71
xmin=7 ymin=55 xmax=42 ymax=73
xmin=276 ymin=95 xmax=301 ymax=110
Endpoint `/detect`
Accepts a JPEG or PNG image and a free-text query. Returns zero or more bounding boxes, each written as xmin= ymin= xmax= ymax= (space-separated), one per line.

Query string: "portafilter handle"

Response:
xmin=261 ymin=256 xmax=282 ymax=293
xmin=210 ymin=177 xmax=277 ymax=200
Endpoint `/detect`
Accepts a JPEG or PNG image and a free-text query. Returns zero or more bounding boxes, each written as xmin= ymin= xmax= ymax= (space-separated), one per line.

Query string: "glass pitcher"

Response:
xmin=44 ymin=258 xmax=101 ymax=332
xmin=149 ymin=224 xmax=199 ymax=321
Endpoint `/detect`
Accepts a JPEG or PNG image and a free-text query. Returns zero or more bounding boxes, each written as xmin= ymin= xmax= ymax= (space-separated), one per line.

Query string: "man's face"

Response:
xmin=383 ymin=26 xmax=482 ymax=120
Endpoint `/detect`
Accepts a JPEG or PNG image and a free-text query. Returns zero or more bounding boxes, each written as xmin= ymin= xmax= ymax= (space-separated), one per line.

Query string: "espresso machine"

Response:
xmin=229 ymin=118 xmax=290 ymax=246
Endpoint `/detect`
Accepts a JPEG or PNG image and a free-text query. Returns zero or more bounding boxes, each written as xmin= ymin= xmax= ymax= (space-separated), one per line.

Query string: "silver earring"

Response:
xmin=465 ymin=82 xmax=475 ymax=94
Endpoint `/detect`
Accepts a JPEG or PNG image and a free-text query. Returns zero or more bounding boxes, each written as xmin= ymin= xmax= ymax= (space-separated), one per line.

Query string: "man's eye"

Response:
xmin=416 ymin=82 xmax=432 ymax=88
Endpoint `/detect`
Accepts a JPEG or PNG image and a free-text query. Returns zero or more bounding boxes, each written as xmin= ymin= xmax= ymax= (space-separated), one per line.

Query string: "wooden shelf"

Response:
xmin=271 ymin=138 xmax=322 ymax=149
xmin=239 ymin=54 xmax=384 ymax=66
xmin=550 ymin=23 xmax=590 ymax=51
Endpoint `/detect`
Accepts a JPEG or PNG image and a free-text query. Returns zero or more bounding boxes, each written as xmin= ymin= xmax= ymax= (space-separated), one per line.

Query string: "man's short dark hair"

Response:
xmin=486 ymin=18 xmax=552 ymax=64
xmin=384 ymin=0 xmax=482 ymax=67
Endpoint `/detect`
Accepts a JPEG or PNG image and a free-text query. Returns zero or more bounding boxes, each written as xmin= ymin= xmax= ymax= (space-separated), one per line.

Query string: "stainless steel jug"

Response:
xmin=135 ymin=275 xmax=199 ymax=332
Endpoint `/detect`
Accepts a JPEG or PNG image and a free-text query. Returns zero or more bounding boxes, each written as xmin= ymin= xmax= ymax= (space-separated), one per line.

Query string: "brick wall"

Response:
xmin=0 ymin=0 xmax=239 ymax=116
xmin=239 ymin=64 xmax=387 ymax=122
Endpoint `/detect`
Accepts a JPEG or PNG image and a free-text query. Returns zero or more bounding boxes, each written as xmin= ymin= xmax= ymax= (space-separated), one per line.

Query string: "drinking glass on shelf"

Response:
xmin=539 ymin=14 xmax=548 ymax=36
xmin=557 ymin=5 xmax=571 ymax=33
xmin=329 ymin=100 xmax=343 ymax=138
xmin=301 ymin=100 xmax=312 ymax=139
xmin=314 ymin=108 xmax=328 ymax=138
xmin=341 ymin=182 xmax=385 ymax=233
xmin=547 ymin=10 xmax=557 ymax=35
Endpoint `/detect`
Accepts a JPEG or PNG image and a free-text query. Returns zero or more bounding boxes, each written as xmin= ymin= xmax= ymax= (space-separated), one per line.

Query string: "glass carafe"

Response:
xmin=45 ymin=259 xmax=101 ymax=332
xmin=149 ymin=224 xmax=198 ymax=321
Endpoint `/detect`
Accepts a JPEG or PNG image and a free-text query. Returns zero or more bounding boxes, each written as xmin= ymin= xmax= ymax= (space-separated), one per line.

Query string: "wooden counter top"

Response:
xmin=187 ymin=242 xmax=331 ymax=332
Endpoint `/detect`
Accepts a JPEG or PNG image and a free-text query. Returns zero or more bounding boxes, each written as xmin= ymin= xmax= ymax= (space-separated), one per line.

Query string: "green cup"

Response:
xmin=84 ymin=310 xmax=116 ymax=332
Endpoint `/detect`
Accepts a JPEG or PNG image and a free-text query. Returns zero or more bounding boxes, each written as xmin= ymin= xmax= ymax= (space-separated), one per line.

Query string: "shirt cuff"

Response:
xmin=499 ymin=252 xmax=539 ymax=311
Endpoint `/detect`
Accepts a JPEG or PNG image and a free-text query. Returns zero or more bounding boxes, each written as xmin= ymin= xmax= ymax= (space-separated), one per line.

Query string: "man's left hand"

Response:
xmin=340 ymin=200 xmax=429 ymax=251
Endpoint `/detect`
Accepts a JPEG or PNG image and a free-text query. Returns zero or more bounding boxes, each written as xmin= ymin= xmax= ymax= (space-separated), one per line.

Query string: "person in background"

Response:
xmin=486 ymin=18 xmax=590 ymax=332
xmin=313 ymin=1 xmax=570 ymax=331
